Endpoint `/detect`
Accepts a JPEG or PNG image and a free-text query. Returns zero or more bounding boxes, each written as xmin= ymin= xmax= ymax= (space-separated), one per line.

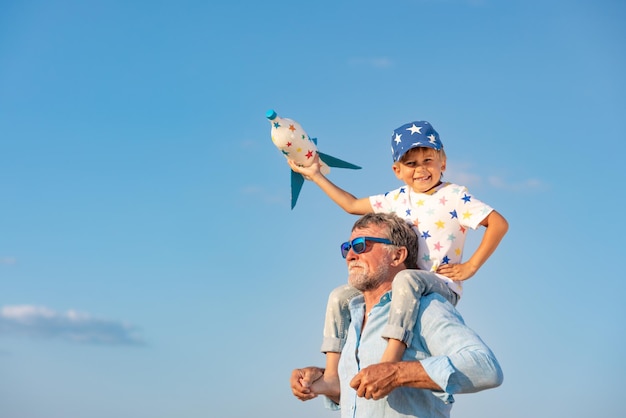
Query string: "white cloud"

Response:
xmin=445 ymin=169 xmax=482 ymax=188
xmin=0 ymin=257 xmax=17 ymax=265
xmin=0 ymin=305 xmax=144 ymax=346
xmin=486 ymin=175 xmax=547 ymax=191
xmin=446 ymin=165 xmax=547 ymax=192
xmin=348 ymin=57 xmax=394 ymax=69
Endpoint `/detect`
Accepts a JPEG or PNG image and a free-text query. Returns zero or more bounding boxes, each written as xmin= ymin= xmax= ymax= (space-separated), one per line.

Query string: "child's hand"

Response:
xmin=287 ymin=153 xmax=323 ymax=180
xmin=436 ymin=262 xmax=477 ymax=281
xmin=290 ymin=367 xmax=324 ymax=401
xmin=309 ymin=371 xmax=341 ymax=402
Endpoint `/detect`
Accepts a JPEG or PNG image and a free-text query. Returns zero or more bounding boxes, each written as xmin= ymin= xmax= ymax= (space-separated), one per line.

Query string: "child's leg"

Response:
xmin=311 ymin=284 xmax=361 ymax=395
xmin=380 ymin=269 xmax=458 ymax=362
xmin=320 ymin=284 xmax=361 ymax=374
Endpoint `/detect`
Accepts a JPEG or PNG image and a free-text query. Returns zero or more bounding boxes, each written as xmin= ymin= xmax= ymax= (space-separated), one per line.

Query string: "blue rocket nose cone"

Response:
xmin=266 ymin=109 xmax=277 ymax=120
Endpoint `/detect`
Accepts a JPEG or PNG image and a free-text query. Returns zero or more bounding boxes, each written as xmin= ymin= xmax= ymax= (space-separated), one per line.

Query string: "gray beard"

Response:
xmin=349 ymin=261 xmax=390 ymax=291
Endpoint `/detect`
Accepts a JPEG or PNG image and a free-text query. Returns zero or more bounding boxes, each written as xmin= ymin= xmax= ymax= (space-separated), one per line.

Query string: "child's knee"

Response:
xmin=327 ymin=285 xmax=360 ymax=307
xmin=392 ymin=270 xmax=435 ymax=299
xmin=392 ymin=270 xmax=418 ymax=291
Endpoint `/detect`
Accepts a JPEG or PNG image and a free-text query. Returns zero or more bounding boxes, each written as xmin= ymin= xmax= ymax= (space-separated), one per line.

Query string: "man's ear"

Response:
xmin=391 ymin=247 xmax=408 ymax=267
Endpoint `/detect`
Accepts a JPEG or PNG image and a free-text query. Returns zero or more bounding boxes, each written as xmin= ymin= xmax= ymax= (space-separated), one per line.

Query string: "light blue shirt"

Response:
xmin=328 ymin=292 xmax=503 ymax=418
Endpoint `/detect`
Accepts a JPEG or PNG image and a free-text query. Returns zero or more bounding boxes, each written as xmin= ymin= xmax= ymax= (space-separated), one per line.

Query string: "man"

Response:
xmin=290 ymin=212 xmax=503 ymax=417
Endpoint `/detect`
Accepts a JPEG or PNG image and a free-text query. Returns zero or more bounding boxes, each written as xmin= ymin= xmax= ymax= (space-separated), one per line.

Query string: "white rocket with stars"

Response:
xmin=266 ymin=109 xmax=361 ymax=209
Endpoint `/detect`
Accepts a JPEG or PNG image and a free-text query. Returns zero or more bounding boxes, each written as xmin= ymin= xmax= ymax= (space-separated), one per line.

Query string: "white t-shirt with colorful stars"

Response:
xmin=369 ymin=182 xmax=493 ymax=297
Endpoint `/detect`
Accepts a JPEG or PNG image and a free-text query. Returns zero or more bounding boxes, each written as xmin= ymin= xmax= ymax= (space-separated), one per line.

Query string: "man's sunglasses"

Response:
xmin=340 ymin=236 xmax=394 ymax=258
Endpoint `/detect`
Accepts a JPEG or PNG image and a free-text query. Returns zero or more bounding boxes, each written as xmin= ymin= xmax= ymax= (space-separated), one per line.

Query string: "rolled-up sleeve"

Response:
xmin=418 ymin=294 xmax=504 ymax=402
xmin=323 ymin=397 xmax=340 ymax=411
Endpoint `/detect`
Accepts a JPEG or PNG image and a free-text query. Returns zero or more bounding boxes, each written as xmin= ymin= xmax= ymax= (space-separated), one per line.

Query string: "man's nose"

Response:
xmin=346 ymin=247 xmax=358 ymax=261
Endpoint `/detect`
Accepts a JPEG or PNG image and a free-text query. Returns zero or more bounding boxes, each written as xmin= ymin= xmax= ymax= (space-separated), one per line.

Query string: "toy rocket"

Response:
xmin=266 ymin=109 xmax=361 ymax=209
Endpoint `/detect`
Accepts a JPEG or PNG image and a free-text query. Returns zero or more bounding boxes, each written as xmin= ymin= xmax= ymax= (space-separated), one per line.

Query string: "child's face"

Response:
xmin=392 ymin=147 xmax=446 ymax=193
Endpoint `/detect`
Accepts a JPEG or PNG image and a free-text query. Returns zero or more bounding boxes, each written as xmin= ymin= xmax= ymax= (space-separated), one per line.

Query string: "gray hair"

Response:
xmin=352 ymin=213 xmax=419 ymax=269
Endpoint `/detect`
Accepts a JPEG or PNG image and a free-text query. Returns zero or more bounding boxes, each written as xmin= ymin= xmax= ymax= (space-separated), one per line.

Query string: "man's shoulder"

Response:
xmin=421 ymin=292 xmax=451 ymax=303
xmin=418 ymin=293 xmax=461 ymax=320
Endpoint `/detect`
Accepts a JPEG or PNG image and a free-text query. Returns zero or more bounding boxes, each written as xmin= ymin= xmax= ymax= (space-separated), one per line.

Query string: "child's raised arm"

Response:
xmin=436 ymin=210 xmax=508 ymax=281
xmin=287 ymin=154 xmax=372 ymax=215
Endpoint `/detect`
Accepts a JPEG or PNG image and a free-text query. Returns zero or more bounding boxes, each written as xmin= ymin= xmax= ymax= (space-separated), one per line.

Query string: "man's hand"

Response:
xmin=290 ymin=367 xmax=324 ymax=401
xmin=350 ymin=363 xmax=400 ymax=400
xmin=351 ymin=361 xmax=442 ymax=399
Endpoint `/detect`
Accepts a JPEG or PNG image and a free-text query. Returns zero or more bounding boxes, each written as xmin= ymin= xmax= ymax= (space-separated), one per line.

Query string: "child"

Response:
xmin=289 ymin=120 xmax=508 ymax=392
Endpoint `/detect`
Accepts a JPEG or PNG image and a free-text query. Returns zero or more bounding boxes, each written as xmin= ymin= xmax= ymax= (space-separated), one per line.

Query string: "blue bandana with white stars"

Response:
xmin=390 ymin=121 xmax=443 ymax=162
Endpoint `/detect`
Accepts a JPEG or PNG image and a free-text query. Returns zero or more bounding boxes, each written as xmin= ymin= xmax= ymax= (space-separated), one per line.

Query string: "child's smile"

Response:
xmin=393 ymin=148 xmax=445 ymax=194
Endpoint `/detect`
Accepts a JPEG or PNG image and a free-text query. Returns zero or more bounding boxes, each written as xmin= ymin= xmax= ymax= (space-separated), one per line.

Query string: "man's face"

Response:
xmin=345 ymin=224 xmax=393 ymax=291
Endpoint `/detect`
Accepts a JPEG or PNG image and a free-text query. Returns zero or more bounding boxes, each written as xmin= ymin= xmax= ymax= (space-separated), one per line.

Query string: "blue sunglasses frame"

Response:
xmin=340 ymin=236 xmax=393 ymax=258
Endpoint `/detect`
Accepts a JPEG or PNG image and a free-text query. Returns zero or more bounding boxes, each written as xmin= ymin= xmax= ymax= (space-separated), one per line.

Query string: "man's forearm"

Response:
xmin=349 ymin=361 xmax=443 ymax=400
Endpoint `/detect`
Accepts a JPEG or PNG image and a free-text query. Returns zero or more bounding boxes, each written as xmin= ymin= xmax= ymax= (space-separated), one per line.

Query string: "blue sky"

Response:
xmin=1 ymin=0 xmax=624 ymax=417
